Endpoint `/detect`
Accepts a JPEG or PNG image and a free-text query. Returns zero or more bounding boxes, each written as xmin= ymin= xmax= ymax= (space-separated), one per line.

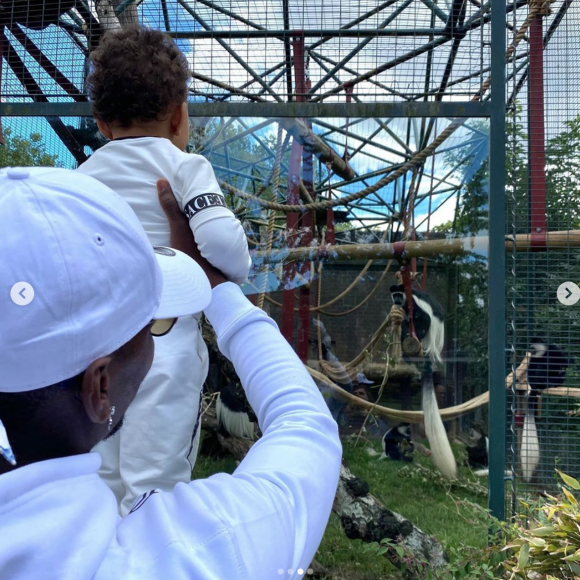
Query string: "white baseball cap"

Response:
xmin=356 ymin=372 xmax=375 ymax=385
xmin=0 ymin=167 xmax=212 ymax=394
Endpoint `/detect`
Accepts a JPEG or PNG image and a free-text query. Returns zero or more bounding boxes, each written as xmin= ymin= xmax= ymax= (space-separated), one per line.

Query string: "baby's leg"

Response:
xmin=117 ymin=316 xmax=208 ymax=516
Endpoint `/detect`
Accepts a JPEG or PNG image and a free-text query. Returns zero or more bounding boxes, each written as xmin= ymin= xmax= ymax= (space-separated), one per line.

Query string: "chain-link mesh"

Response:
xmin=506 ymin=0 xmax=580 ymax=507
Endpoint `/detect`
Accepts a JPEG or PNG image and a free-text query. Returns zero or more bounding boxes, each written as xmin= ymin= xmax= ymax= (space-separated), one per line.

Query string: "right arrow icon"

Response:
xmin=558 ymin=282 xmax=580 ymax=306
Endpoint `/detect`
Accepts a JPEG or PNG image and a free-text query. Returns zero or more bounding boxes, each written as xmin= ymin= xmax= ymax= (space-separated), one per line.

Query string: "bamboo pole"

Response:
xmin=252 ymin=230 xmax=580 ymax=265
xmin=309 ymin=365 xmax=580 ymax=425
xmin=308 ymin=359 xmax=420 ymax=381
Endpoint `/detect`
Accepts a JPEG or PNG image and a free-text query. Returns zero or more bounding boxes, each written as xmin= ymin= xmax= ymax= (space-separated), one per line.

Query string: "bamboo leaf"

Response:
xmin=564 ymin=488 xmax=579 ymax=507
xmin=559 ymin=471 xmax=580 ymax=490
xmin=532 ymin=526 xmax=556 ymax=536
xmin=528 ymin=537 xmax=547 ymax=548
xmin=518 ymin=543 xmax=530 ymax=569
xmin=563 ymin=549 xmax=580 ymax=562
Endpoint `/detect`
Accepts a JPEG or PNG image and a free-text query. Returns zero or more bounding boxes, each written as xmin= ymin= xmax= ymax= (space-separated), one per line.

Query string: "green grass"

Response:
xmin=192 ymin=452 xmax=239 ymax=479
xmin=314 ymin=437 xmax=489 ymax=579
xmin=193 ymin=434 xmax=491 ymax=580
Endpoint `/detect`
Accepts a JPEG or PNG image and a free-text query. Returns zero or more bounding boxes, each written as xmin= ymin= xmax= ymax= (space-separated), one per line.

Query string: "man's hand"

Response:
xmin=157 ymin=179 xmax=227 ymax=289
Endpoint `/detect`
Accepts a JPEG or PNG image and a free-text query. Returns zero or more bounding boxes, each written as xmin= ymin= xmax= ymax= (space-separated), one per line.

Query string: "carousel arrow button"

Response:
xmin=10 ymin=282 xmax=35 ymax=306
xmin=557 ymin=282 xmax=580 ymax=306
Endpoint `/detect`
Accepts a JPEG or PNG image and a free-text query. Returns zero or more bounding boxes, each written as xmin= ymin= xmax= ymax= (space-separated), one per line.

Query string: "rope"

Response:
xmin=308 ymin=366 xmax=489 ymax=423
xmin=257 ymin=125 xmax=285 ymax=309
xmin=309 ymin=358 xmax=580 ymax=425
xmin=264 ymin=255 xmax=392 ymax=314
xmin=385 ymin=304 xmax=405 ymax=362
xmin=318 ymin=313 xmax=392 ymax=381
xmin=314 ymin=265 xmax=355 ymax=386
xmin=221 ymin=2 xmax=546 ymax=214
xmin=220 ymin=120 xmax=460 ymax=212
xmin=318 ymin=261 xmax=391 ymax=316
xmin=422 ymin=121 xmax=436 ymax=291
xmin=263 ymin=223 xmax=392 ymax=314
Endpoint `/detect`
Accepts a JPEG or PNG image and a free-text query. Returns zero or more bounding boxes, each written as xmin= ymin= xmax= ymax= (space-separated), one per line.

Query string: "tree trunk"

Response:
xmin=334 ymin=465 xmax=447 ymax=574
xmin=216 ymin=432 xmax=254 ymax=461
xmin=202 ymin=423 xmax=447 ymax=575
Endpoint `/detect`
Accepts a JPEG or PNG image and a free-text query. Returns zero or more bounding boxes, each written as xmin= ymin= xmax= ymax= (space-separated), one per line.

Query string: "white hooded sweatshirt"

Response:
xmin=0 ymin=283 xmax=342 ymax=580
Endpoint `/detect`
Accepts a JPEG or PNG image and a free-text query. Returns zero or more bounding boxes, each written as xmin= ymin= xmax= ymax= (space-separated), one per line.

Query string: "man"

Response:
xmin=0 ymin=167 xmax=342 ymax=580
xmin=341 ymin=375 xmax=389 ymax=438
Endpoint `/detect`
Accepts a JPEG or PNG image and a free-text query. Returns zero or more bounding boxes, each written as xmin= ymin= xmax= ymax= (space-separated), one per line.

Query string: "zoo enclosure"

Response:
xmin=0 ymin=0 xmax=575 ymax=519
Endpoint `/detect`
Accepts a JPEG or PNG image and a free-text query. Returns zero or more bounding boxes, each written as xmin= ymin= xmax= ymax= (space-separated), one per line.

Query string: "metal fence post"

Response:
xmin=488 ymin=0 xmax=507 ymax=521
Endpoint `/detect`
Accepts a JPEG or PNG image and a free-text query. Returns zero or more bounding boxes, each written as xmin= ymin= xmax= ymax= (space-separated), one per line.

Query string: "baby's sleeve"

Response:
xmin=175 ymin=154 xmax=251 ymax=285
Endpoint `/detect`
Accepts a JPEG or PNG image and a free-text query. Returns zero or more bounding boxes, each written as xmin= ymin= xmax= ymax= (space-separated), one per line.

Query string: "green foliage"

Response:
xmin=362 ymin=498 xmax=507 ymax=579
xmin=0 ymin=128 xmax=59 ymax=168
xmin=364 ymin=535 xmax=506 ymax=580
xmin=507 ymin=104 xmax=580 ymax=231
xmin=504 ymin=471 xmax=580 ymax=579
xmin=545 ymin=117 xmax=580 ymax=229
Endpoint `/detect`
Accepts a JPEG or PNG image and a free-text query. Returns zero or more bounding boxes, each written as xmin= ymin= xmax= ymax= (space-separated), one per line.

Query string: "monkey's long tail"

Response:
xmin=521 ymin=390 xmax=540 ymax=483
xmin=216 ymin=394 xmax=256 ymax=440
xmin=422 ymin=366 xmax=457 ymax=480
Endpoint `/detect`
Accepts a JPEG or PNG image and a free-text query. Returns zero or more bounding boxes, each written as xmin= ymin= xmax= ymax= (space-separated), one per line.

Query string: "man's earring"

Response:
xmin=107 ymin=406 xmax=116 ymax=431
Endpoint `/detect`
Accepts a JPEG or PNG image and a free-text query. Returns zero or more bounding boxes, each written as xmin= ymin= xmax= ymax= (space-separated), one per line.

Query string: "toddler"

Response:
xmin=77 ymin=26 xmax=251 ymax=515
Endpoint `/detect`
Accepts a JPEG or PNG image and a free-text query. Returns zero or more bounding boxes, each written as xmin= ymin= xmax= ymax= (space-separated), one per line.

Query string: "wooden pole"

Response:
xmin=252 ymin=230 xmax=580 ymax=265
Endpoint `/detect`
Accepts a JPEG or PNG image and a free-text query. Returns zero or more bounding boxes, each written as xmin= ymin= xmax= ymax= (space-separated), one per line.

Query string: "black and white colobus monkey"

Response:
xmin=522 ymin=338 xmax=569 ymax=482
xmin=466 ymin=425 xmax=489 ymax=469
xmin=389 ymin=285 xmax=445 ymax=364
xmin=216 ymin=382 xmax=258 ymax=440
xmin=390 ymin=284 xmax=457 ymax=479
xmin=382 ymin=423 xmax=414 ymax=462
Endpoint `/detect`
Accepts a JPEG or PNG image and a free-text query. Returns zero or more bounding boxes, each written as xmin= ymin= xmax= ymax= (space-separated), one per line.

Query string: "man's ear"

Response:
xmin=96 ymin=119 xmax=114 ymax=141
xmin=170 ymin=102 xmax=188 ymax=136
xmin=80 ymin=356 xmax=113 ymax=424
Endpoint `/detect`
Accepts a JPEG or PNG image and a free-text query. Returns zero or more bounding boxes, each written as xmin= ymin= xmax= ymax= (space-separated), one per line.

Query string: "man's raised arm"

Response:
xmin=115 ymin=181 xmax=341 ymax=579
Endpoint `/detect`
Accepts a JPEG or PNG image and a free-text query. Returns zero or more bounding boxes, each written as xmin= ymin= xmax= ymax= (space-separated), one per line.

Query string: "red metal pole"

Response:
xmin=290 ymin=32 xmax=314 ymax=362
xmin=297 ymin=141 xmax=314 ymax=362
xmin=282 ymin=33 xmax=313 ymax=354
xmin=281 ymin=138 xmax=302 ymax=345
xmin=529 ymin=13 xmax=547 ymax=249
xmin=295 ymin=34 xmax=313 ymax=362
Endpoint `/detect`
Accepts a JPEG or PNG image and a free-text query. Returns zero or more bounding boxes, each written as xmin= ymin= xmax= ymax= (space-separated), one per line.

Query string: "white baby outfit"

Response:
xmin=78 ymin=137 xmax=251 ymax=514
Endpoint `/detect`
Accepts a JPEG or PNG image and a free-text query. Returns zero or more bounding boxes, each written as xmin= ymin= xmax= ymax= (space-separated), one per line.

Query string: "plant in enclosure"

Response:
xmin=504 ymin=471 xmax=580 ymax=579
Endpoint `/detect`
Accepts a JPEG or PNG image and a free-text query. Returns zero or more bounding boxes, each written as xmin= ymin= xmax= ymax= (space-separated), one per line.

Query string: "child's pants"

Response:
xmin=93 ymin=315 xmax=208 ymax=516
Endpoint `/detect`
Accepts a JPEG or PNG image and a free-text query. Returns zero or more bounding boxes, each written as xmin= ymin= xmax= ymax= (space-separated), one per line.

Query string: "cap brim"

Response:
xmin=153 ymin=247 xmax=212 ymax=319
xmin=356 ymin=374 xmax=375 ymax=384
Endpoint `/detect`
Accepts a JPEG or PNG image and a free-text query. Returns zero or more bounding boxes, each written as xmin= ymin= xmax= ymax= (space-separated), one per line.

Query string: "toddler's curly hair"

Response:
xmin=87 ymin=26 xmax=190 ymax=128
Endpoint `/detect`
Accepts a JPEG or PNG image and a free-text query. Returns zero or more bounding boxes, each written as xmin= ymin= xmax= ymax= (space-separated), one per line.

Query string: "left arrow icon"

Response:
xmin=10 ymin=282 xmax=34 ymax=306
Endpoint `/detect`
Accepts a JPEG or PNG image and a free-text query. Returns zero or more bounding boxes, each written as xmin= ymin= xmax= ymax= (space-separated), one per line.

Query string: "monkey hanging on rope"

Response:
xmin=390 ymin=282 xmax=457 ymax=480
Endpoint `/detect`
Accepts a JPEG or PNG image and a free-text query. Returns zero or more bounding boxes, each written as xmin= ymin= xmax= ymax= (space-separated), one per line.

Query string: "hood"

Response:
xmin=0 ymin=453 xmax=118 ymax=580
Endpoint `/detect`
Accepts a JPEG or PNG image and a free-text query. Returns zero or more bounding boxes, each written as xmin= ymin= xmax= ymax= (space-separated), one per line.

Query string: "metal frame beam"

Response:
xmin=0 ymin=101 xmax=492 ymax=118
xmin=169 ymin=28 xmax=448 ymax=39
